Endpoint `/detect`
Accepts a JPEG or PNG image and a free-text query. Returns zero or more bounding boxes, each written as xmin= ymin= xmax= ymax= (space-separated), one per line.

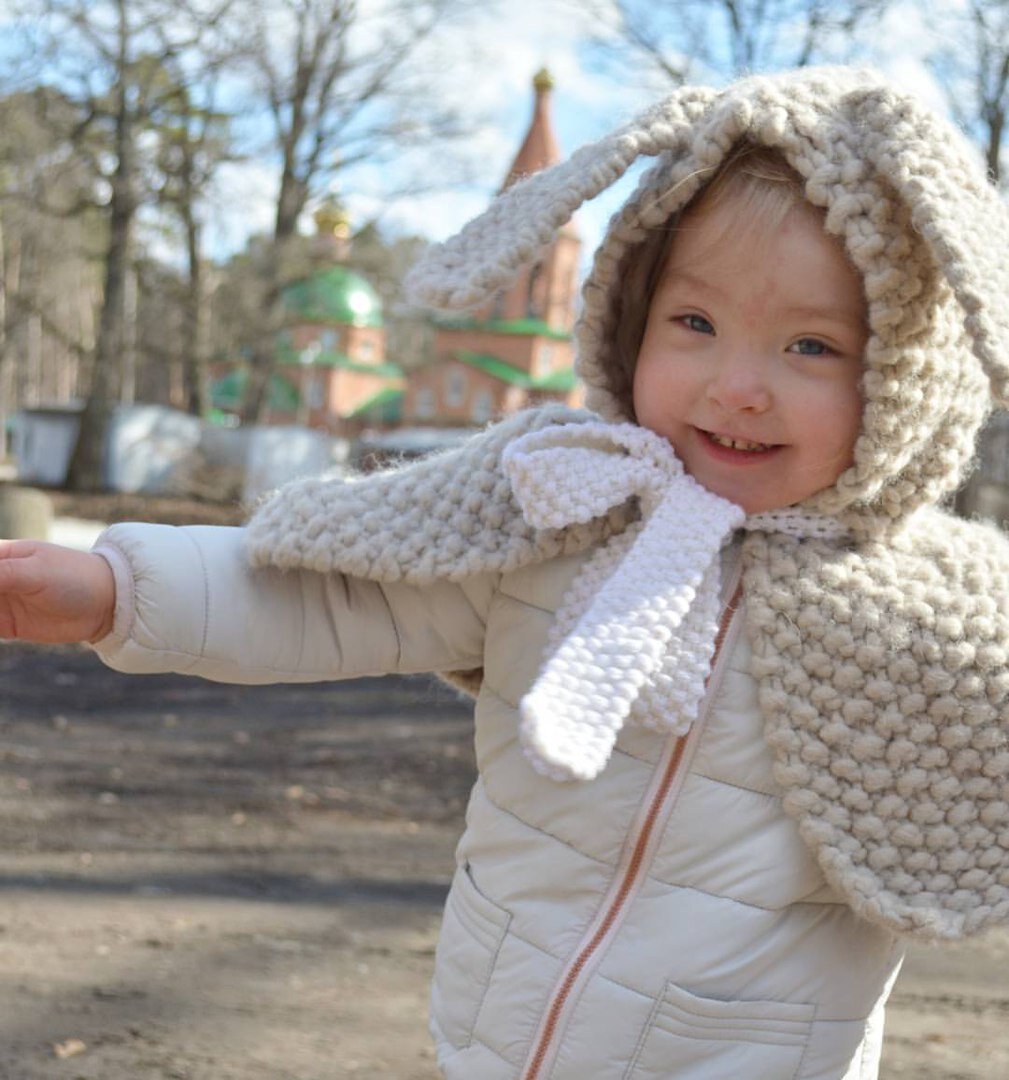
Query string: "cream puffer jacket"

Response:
xmin=92 ymin=523 xmax=905 ymax=1080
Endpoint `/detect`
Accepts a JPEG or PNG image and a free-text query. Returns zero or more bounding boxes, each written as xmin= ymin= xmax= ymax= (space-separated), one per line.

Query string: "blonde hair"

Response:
xmin=612 ymin=143 xmax=813 ymax=417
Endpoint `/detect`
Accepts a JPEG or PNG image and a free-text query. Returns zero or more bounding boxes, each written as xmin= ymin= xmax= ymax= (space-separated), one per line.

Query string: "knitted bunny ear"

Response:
xmin=854 ymin=86 xmax=1009 ymax=407
xmin=403 ymin=89 xmax=717 ymax=313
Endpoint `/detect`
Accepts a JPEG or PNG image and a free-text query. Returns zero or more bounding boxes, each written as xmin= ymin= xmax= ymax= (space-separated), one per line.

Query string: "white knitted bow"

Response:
xmin=502 ymin=422 xmax=747 ymax=782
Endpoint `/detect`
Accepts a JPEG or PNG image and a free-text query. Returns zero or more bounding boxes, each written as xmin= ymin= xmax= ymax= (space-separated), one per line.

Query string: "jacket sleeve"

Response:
xmin=90 ymin=523 xmax=494 ymax=684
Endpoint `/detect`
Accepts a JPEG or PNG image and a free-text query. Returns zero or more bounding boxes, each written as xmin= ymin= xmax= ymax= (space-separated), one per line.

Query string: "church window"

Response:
xmin=472 ymin=390 xmax=494 ymax=423
xmin=416 ymin=387 xmax=435 ymax=419
xmin=526 ymin=262 xmax=544 ymax=318
xmin=445 ymin=369 xmax=467 ymax=407
xmin=306 ymin=376 xmax=324 ymax=409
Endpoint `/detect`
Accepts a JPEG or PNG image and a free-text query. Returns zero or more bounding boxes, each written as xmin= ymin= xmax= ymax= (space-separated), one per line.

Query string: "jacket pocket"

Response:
xmin=430 ymin=860 xmax=512 ymax=1051
xmin=625 ymin=980 xmax=815 ymax=1080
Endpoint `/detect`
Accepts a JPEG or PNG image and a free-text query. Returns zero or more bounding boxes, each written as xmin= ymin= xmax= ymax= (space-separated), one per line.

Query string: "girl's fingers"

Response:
xmin=0 ymin=539 xmax=41 ymax=560
xmin=0 ymin=545 xmax=43 ymax=594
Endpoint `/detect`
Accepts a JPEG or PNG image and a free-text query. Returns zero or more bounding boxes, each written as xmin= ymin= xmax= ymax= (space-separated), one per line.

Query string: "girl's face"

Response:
xmin=632 ymin=196 xmax=867 ymax=514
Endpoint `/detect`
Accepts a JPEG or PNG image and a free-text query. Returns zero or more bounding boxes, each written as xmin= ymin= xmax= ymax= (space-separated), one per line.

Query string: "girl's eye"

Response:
xmin=679 ymin=314 xmax=714 ymax=334
xmin=789 ymin=338 xmax=833 ymax=356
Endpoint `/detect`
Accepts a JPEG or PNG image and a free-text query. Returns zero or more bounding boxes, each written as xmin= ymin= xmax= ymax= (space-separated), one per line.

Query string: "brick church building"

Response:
xmin=402 ymin=69 xmax=583 ymax=426
xmin=210 ymin=200 xmax=404 ymax=434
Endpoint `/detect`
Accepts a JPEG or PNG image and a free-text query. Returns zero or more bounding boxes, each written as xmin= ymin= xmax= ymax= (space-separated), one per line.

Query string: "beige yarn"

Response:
xmin=745 ymin=515 xmax=1009 ymax=938
xmin=250 ymin=68 xmax=1009 ymax=940
xmin=246 ymin=405 xmax=632 ymax=579
xmin=405 ymin=66 xmax=1009 ymax=532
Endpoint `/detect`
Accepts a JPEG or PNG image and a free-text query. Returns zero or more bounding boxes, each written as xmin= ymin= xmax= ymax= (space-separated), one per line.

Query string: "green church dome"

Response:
xmin=283 ymin=265 xmax=383 ymax=328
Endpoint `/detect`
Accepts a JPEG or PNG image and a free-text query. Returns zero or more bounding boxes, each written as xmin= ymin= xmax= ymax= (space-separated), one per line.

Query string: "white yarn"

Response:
xmin=504 ymin=423 xmax=847 ymax=782
xmin=749 ymin=507 xmax=849 ymax=541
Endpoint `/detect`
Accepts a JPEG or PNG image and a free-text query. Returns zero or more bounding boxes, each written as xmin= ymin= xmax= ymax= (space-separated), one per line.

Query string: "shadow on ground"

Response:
xmin=2 ymin=643 xmax=1009 ymax=1078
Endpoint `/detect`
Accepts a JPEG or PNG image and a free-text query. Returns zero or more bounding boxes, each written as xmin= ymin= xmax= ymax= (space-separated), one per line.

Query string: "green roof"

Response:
xmin=276 ymin=342 xmax=403 ymax=379
xmin=532 ymin=367 xmax=579 ymax=392
xmin=339 ymin=358 xmax=403 ymax=378
xmin=455 ymin=350 xmax=532 ymax=386
xmin=207 ymin=407 xmax=239 ymax=427
xmin=434 ymin=316 xmax=570 ymax=341
xmin=454 ymin=350 xmax=578 ymax=392
xmin=211 ymin=369 xmax=301 ymax=412
xmin=347 ymin=386 xmax=404 ymax=420
xmin=283 ymin=265 xmax=383 ymax=328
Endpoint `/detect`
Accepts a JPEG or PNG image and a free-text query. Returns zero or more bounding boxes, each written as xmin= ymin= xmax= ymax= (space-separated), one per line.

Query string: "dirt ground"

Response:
xmin=1 ymin=498 xmax=1009 ymax=1077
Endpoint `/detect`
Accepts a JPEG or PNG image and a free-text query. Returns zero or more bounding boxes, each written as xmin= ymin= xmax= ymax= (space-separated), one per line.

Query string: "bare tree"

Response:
xmin=155 ymin=73 xmax=236 ymax=417
xmin=0 ymin=88 xmax=102 ymax=439
xmin=227 ymin=0 xmax=474 ymax=421
xmin=926 ymin=0 xmax=1009 ymax=188
xmin=924 ymin=0 xmax=1009 ymax=518
xmin=7 ymin=0 xmax=234 ymax=490
xmin=584 ymin=0 xmax=887 ymax=86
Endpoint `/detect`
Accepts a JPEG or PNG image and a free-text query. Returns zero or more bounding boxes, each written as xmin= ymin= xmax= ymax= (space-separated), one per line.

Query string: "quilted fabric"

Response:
xmin=249 ymin=68 xmax=1009 ymax=940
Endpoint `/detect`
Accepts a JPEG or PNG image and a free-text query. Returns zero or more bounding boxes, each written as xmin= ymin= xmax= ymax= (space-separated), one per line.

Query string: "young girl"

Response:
xmin=4 ymin=66 xmax=1009 ymax=1079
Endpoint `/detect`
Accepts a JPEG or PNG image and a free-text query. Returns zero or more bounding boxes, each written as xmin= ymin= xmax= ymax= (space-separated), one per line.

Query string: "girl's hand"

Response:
xmin=0 ymin=540 xmax=115 ymax=644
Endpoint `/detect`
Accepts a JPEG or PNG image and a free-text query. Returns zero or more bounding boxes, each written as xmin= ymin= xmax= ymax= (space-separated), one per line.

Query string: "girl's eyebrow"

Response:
xmin=662 ymin=268 xmax=724 ymax=297
xmin=784 ymin=301 xmax=866 ymax=325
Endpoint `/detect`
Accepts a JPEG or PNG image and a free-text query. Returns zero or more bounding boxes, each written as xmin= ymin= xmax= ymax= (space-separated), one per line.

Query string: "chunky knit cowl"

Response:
xmin=248 ymin=68 xmax=1009 ymax=942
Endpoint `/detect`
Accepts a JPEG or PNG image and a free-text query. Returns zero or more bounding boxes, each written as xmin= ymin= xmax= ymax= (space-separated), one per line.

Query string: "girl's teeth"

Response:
xmin=709 ymin=432 xmax=771 ymax=451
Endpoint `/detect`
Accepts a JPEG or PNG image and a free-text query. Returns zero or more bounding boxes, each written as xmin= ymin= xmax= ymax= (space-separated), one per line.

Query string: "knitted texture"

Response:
xmin=246 ymin=404 xmax=633 ymax=582
xmin=405 ymin=66 xmax=1008 ymax=534
xmin=502 ymin=422 xmax=848 ymax=782
xmin=744 ymin=516 xmax=1009 ymax=939
xmin=502 ymin=423 xmax=745 ymax=782
xmin=248 ymin=68 xmax=1009 ymax=941
xmin=247 ymin=406 xmax=1009 ymax=938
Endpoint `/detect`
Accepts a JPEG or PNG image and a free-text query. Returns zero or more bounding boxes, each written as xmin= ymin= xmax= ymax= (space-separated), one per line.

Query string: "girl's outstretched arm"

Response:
xmin=91 ymin=523 xmax=492 ymax=684
xmin=0 ymin=540 xmax=114 ymax=644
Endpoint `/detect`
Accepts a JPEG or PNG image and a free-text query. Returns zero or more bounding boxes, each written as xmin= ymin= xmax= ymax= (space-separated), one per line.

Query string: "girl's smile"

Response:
xmin=632 ymin=196 xmax=868 ymax=514
xmin=694 ymin=426 xmax=784 ymax=461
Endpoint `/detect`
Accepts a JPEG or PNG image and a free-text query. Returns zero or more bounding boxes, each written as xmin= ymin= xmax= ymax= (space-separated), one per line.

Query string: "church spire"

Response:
xmin=313 ymin=194 xmax=352 ymax=262
xmin=502 ymin=68 xmax=562 ymax=191
xmin=408 ymin=67 xmax=585 ymax=427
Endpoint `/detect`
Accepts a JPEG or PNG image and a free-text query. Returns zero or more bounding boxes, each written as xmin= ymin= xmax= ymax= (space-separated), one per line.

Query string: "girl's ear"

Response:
xmin=404 ymin=89 xmax=719 ymax=314
xmin=852 ymin=86 xmax=1009 ymax=408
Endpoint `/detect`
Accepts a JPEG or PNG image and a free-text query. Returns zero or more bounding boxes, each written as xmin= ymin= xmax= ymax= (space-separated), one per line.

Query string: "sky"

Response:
xmin=201 ymin=0 xmax=649 ymax=264
xmin=189 ymin=0 xmax=965 ymax=271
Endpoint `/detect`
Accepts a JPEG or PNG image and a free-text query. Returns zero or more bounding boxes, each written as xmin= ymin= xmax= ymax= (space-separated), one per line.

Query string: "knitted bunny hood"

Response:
xmin=248 ymin=67 xmax=1009 ymax=941
xmin=406 ymin=66 xmax=1009 ymax=534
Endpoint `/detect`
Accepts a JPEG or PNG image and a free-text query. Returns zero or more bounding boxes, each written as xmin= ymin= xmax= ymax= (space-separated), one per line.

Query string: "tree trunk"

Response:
xmin=182 ymin=173 xmax=209 ymax=417
xmin=65 ymin=22 xmax=133 ymax=490
xmin=27 ymin=311 xmax=41 ymax=406
xmin=239 ymin=270 xmax=287 ymax=424
xmin=64 ymin=219 xmax=127 ymax=488
xmin=0 ymin=213 xmax=8 ymax=452
xmin=238 ymin=169 xmax=307 ymax=423
xmin=988 ymin=109 xmax=1003 ymax=185
xmin=275 ymin=167 xmax=306 ymax=244
xmin=121 ymin=260 xmax=137 ymax=405
xmin=239 ymin=343 xmax=274 ymax=424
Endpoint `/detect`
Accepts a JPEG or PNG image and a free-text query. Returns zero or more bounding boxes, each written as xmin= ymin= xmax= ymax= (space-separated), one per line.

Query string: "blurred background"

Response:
xmin=1 ymin=0 xmax=1008 ymax=535
xmin=2 ymin=3 xmax=1009 ymax=1078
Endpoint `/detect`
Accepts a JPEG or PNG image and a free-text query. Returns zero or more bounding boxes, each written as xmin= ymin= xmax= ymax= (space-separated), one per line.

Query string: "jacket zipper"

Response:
xmin=519 ymin=566 xmax=744 ymax=1080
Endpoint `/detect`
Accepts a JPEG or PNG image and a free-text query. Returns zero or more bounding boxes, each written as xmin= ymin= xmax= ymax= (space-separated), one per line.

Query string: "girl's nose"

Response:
xmin=705 ymin=357 xmax=772 ymax=413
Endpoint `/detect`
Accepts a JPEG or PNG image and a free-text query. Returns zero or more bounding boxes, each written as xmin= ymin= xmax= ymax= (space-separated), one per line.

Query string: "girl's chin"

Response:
xmin=679 ymin=450 xmax=783 ymax=513
xmin=667 ymin=430 xmax=838 ymax=512
xmin=688 ymin=471 xmax=825 ymax=514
